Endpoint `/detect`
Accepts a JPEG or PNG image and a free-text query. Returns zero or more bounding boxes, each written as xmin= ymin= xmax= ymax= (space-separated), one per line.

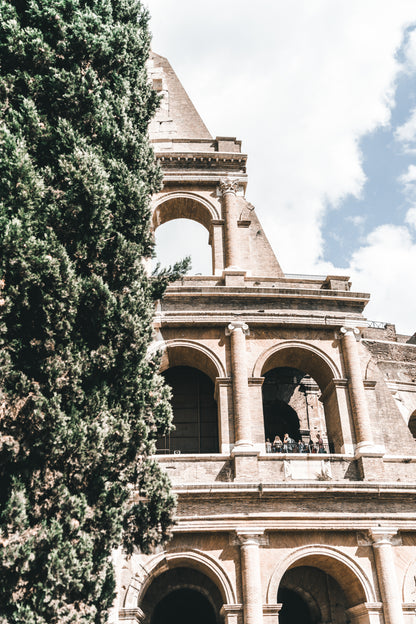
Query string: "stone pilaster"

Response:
xmin=234 ymin=531 xmax=268 ymax=624
xmin=369 ymin=528 xmax=404 ymax=624
xmin=219 ymin=178 xmax=241 ymax=269
xmin=339 ymin=326 xmax=374 ymax=455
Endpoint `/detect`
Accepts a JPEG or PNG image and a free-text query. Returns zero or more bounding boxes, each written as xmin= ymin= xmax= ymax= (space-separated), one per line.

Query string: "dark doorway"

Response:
xmin=262 ymin=367 xmax=303 ymax=442
xmin=157 ymin=366 xmax=218 ymax=454
xmin=263 ymin=398 xmax=300 ymax=442
xmin=278 ymin=587 xmax=314 ymax=624
xmin=151 ymin=588 xmax=217 ymax=624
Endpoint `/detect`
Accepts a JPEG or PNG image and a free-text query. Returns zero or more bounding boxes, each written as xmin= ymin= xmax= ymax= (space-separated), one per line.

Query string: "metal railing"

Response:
xmin=266 ymin=442 xmax=332 ymax=454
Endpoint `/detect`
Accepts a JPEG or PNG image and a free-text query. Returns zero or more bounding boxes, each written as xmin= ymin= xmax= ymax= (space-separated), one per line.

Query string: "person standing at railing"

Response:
xmin=283 ymin=433 xmax=290 ymax=453
xmin=273 ymin=435 xmax=282 ymax=453
xmin=317 ymin=433 xmax=326 ymax=454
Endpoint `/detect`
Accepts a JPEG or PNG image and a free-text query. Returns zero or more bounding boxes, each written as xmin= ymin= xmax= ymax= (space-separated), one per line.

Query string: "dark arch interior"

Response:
xmin=157 ymin=366 xmax=219 ymax=454
xmin=278 ymin=565 xmax=349 ymax=624
xmin=409 ymin=410 xmax=416 ymax=438
xmin=262 ymin=367 xmax=305 ymax=442
xmin=151 ymin=588 xmax=217 ymax=624
xmin=277 ymin=587 xmax=314 ymax=624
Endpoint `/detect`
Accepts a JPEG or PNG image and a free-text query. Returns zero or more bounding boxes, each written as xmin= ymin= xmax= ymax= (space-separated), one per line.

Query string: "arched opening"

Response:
xmin=257 ymin=344 xmax=346 ymax=453
xmin=278 ymin=566 xmax=349 ymax=624
xmin=409 ymin=410 xmax=416 ymax=438
xmin=140 ymin=566 xmax=224 ymax=624
xmin=152 ymin=193 xmax=219 ymax=276
xmin=157 ymin=366 xmax=219 ymax=454
xmin=151 ymin=588 xmax=216 ymax=624
xmin=153 ymin=218 xmax=212 ymax=276
xmin=263 ymin=367 xmax=331 ymax=453
xmin=277 ymin=587 xmax=317 ymax=624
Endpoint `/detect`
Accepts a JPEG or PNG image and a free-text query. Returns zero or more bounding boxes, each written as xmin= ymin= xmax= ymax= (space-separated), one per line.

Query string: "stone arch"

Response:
xmin=402 ymin=556 xmax=416 ymax=602
xmin=123 ymin=549 xmax=236 ymax=610
xmin=254 ymin=342 xmax=348 ymax=452
xmin=155 ymin=339 xmax=226 ymax=382
xmin=267 ymin=544 xmax=376 ymax=608
xmin=153 ymin=340 xmax=225 ymax=454
xmin=253 ymin=341 xmax=341 ymax=391
xmin=152 ymin=192 xmax=220 ymax=232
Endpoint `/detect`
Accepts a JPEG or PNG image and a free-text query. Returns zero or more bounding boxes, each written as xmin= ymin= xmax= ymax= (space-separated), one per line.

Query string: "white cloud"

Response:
xmin=399 ymin=164 xmax=416 ymax=187
xmin=399 ymin=164 xmax=416 ymax=209
xmin=395 ymin=106 xmax=416 ymax=147
xmin=406 ymin=207 xmax=416 ymax=229
xmin=347 ymin=224 xmax=416 ymax=334
xmin=313 ymin=222 xmax=416 ymax=334
xmin=404 ymin=25 xmax=416 ymax=69
xmin=347 ymin=215 xmax=366 ymax=227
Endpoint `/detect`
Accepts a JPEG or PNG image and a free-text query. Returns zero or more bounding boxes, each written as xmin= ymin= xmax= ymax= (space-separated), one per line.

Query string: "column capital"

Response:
xmin=226 ymin=321 xmax=250 ymax=336
xmin=340 ymin=325 xmax=361 ymax=340
xmin=219 ymin=177 xmax=241 ymax=196
xmin=365 ymin=528 xmax=401 ymax=547
xmin=231 ymin=530 xmax=269 ymax=547
xmin=369 ymin=528 xmax=401 ymax=547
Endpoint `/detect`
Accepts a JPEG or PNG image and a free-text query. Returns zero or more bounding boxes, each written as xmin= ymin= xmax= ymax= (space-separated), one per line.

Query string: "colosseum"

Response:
xmin=113 ymin=52 xmax=416 ymax=624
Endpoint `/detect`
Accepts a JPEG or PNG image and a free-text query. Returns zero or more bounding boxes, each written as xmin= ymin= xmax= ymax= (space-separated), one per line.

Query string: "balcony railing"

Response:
xmin=266 ymin=441 xmax=333 ymax=454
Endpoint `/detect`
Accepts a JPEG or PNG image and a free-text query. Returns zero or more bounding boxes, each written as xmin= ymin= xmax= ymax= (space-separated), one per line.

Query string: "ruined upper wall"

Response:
xmin=148 ymin=52 xmax=212 ymax=142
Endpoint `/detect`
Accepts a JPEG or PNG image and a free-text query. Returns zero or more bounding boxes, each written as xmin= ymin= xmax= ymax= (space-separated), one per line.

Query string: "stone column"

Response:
xmin=220 ymin=178 xmax=241 ymax=269
xmin=340 ymin=326 xmax=374 ymax=454
xmin=235 ymin=532 xmax=267 ymax=624
xmin=227 ymin=321 xmax=251 ymax=447
xmin=369 ymin=528 xmax=404 ymax=624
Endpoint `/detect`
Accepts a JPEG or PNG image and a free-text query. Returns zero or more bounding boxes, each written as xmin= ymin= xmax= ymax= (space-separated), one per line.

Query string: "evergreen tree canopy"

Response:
xmin=0 ymin=1 xmax=185 ymax=621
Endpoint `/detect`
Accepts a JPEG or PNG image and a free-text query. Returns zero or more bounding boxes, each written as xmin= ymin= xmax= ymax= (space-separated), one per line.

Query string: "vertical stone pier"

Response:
xmin=369 ymin=528 xmax=404 ymax=624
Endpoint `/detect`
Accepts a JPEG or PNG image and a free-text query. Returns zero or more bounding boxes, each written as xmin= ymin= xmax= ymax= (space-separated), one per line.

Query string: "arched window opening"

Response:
xmin=153 ymin=218 xmax=212 ymax=276
xmin=409 ymin=410 xmax=416 ymax=439
xmin=278 ymin=566 xmax=349 ymax=624
xmin=263 ymin=367 xmax=332 ymax=453
xmin=151 ymin=588 xmax=216 ymax=624
xmin=140 ymin=566 xmax=223 ymax=624
xmin=157 ymin=366 xmax=219 ymax=454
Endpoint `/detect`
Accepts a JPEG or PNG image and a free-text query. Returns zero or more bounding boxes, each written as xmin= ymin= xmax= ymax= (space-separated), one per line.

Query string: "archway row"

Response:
xmin=124 ymin=546 xmax=377 ymax=624
xmin=149 ymin=339 xmax=351 ymax=454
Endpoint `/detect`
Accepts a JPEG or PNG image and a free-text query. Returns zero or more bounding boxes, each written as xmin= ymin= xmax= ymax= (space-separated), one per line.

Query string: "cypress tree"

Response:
xmin=0 ymin=1 xmax=185 ymax=621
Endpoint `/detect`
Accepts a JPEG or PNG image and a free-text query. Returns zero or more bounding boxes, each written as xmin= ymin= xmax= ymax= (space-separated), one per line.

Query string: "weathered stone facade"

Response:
xmin=112 ymin=53 xmax=416 ymax=624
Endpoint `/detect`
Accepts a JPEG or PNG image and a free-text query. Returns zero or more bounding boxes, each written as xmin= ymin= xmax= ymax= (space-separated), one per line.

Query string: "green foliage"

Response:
xmin=0 ymin=1 xmax=183 ymax=621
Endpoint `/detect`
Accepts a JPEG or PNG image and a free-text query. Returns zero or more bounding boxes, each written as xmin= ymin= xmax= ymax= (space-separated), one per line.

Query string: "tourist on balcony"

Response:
xmin=265 ymin=438 xmax=272 ymax=453
xmin=297 ymin=439 xmax=305 ymax=453
xmin=317 ymin=433 xmax=326 ymax=453
xmin=273 ymin=435 xmax=282 ymax=453
xmin=287 ymin=434 xmax=296 ymax=453
xmin=283 ymin=433 xmax=290 ymax=453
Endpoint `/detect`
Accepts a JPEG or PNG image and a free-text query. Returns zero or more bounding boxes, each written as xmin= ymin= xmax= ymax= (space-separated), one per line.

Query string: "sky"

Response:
xmin=145 ymin=0 xmax=416 ymax=336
